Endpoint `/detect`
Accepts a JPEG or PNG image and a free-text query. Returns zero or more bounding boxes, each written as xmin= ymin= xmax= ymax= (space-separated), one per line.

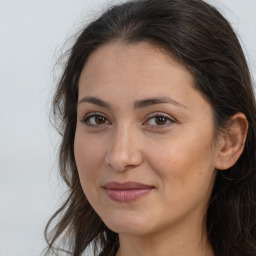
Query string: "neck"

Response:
xmin=116 ymin=216 xmax=214 ymax=256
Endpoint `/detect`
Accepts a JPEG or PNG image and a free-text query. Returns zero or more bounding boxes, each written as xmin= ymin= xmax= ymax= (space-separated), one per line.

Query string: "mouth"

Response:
xmin=103 ymin=181 xmax=155 ymax=202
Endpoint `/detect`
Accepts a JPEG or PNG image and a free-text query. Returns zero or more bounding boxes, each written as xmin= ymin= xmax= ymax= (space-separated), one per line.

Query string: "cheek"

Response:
xmin=74 ymin=130 xmax=106 ymax=186
xmin=146 ymin=128 xmax=216 ymax=197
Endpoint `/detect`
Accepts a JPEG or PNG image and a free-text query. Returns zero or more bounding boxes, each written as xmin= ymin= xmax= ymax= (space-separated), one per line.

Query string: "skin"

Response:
xmin=74 ymin=41 xmax=237 ymax=256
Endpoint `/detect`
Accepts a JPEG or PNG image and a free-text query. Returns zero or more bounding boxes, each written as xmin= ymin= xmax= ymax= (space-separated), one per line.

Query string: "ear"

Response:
xmin=215 ymin=112 xmax=248 ymax=170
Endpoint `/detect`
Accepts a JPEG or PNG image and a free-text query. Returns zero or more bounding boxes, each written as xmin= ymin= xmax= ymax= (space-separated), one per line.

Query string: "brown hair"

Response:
xmin=44 ymin=0 xmax=256 ymax=255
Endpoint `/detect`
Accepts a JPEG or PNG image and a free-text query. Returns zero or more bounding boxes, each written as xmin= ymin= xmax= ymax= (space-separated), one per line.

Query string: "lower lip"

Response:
xmin=105 ymin=188 xmax=153 ymax=202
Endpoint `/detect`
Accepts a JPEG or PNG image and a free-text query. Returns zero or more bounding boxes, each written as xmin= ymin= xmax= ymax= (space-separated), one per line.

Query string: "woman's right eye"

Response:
xmin=81 ymin=113 xmax=111 ymax=127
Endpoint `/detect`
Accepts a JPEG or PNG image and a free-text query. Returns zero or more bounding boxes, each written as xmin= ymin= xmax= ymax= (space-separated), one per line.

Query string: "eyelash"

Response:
xmin=81 ymin=112 xmax=111 ymax=128
xmin=81 ymin=112 xmax=176 ymax=129
xmin=145 ymin=113 xmax=176 ymax=129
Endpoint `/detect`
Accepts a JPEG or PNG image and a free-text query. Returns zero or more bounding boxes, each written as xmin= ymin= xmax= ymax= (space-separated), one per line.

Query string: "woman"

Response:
xmin=44 ymin=0 xmax=256 ymax=255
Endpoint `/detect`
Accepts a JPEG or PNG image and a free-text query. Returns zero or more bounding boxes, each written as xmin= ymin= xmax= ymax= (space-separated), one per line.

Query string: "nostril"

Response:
xmin=105 ymin=127 xmax=143 ymax=171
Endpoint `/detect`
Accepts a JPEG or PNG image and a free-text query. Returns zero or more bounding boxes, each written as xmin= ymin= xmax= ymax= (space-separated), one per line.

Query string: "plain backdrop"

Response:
xmin=0 ymin=0 xmax=255 ymax=256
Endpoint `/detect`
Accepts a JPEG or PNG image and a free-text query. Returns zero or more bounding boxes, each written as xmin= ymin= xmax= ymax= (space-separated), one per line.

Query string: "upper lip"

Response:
xmin=104 ymin=181 xmax=154 ymax=190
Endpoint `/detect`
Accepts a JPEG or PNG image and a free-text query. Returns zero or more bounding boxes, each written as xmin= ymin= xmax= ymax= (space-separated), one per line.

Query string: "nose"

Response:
xmin=105 ymin=124 xmax=143 ymax=172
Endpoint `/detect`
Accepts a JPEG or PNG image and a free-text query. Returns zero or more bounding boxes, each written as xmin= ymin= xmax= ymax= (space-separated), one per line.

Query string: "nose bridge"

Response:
xmin=106 ymin=122 xmax=142 ymax=171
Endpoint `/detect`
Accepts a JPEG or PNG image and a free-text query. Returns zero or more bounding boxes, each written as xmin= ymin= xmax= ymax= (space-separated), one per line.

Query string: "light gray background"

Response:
xmin=1 ymin=1 xmax=255 ymax=256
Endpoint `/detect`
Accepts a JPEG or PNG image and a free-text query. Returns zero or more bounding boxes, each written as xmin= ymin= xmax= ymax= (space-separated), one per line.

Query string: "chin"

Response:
xmin=107 ymin=222 xmax=152 ymax=236
xmin=100 ymin=211 xmax=154 ymax=236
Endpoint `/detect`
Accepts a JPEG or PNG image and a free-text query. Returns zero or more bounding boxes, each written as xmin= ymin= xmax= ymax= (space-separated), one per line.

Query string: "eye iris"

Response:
xmin=155 ymin=116 xmax=167 ymax=125
xmin=95 ymin=116 xmax=106 ymax=124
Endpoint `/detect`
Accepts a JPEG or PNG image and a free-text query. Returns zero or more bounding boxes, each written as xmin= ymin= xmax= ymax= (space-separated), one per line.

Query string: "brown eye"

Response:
xmin=82 ymin=113 xmax=110 ymax=126
xmin=146 ymin=114 xmax=175 ymax=128
xmin=154 ymin=116 xmax=167 ymax=125
xmin=95 ymin=115 xmax=106 ymax=124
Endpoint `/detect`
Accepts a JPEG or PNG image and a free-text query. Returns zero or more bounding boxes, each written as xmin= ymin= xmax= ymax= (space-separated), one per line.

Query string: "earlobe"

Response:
xmin=215 ymin=113 xmax=248 ymax=170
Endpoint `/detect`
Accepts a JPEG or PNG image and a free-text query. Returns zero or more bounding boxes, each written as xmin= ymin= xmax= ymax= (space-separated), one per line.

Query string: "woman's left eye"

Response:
xmin=145 ymin=114 xmax=175 ymax=127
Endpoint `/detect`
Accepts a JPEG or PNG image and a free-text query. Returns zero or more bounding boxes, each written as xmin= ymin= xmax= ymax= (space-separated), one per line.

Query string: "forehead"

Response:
xmin=80 ymin=41 xmax=192 ymax=85
xmin=78 ymin=41 xmax=204 ymax=109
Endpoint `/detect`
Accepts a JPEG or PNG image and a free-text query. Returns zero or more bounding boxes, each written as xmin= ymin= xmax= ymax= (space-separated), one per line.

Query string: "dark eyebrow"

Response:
xmin=77 ymin=96 xmax=111 ymax=108
xmin=134 ymin=97 xmax=187 ymax=109
xmin=77 ymin=96 xmax=186 ymax=109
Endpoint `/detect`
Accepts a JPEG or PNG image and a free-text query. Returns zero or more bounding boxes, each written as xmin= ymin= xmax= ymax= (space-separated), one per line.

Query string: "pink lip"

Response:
xmin=103 ymin=182 xmax=154 ymax=202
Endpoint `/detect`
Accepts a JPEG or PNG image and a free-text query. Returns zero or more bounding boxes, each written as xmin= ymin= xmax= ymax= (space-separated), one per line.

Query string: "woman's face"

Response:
xmin=74 ymin=41 xmax=218 ymax=236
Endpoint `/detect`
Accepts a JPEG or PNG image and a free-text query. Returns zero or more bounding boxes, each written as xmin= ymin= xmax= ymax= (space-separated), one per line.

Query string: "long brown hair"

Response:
xmin=44 ymin=0 xmax=256 ymax=255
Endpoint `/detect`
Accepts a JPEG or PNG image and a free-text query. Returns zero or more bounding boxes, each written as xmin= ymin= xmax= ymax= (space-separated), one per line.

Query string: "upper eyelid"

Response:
xmin=81 ymin=113 xmax=111 ymax=128
xmin=81 ymin=112 xmax=110 ymax=121
xmin=145 ymin=112 xmax=176 ymax=121
xmin=145 ymin=117 xmax=174 ymax=125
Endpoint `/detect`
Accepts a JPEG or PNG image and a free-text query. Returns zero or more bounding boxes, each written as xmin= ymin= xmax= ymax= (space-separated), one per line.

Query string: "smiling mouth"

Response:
xmin=103 ymin=181 xmax=154 ymax=202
